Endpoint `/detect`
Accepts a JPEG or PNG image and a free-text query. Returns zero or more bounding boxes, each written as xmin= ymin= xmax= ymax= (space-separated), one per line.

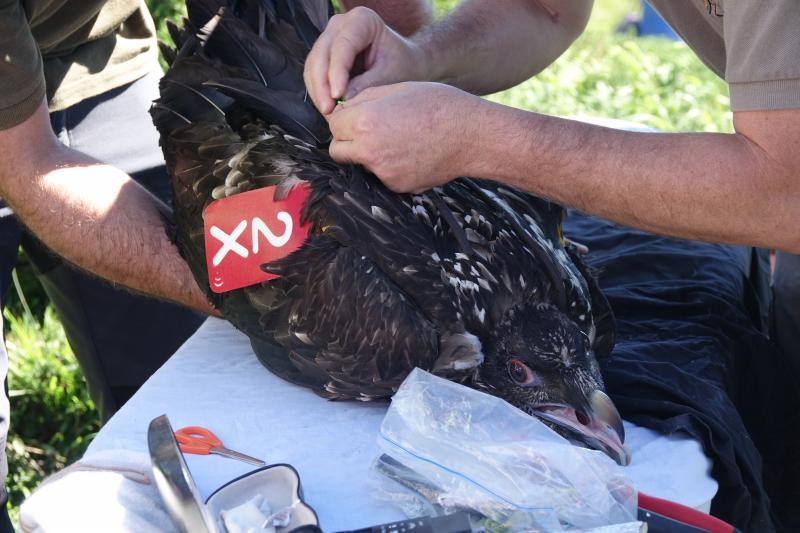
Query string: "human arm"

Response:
xmin=327 ymin=82 xmax=800 ymax=253
xmin=411 ymin=0 xmax=591 ymax=94
xmin=340 ymin=0 xmax=433 ymax=37
xmin=0 ymin=100 xmax=217 ymax=313
xmin=305 ymin=0 xmax=593 ymax=114
xmin=473 ymin=104 xmax=800 ymax=253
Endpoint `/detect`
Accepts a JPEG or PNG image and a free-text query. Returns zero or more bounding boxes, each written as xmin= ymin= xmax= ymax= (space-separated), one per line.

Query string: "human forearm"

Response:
xmin=341 ymin=0 xmax=433 ymax=36
xmin=414 ymin=0 xmax=592 ymax=94
xmin=305 ymin=0 xmax=591 ymax=114
xmin=0 ymin=103 xmax=216 ymax=313
xmin=327 ymin=84 xmax=799 ymax=251
xmin=468 ymin=104 xmax=800 ymax=252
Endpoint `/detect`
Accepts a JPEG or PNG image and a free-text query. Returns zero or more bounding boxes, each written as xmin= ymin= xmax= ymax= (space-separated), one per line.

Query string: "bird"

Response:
xmin=151 ymin=0 xmax=629 ymax=466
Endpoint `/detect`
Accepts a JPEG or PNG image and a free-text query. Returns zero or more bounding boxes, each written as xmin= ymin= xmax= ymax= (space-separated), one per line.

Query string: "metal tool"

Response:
xmin=175 ymin=426 xmax=265 ymax=467
xmin=149 ymin=415 xmax=213 ymax=533
xmin=335 ymin=513 xmax=473 ymax=533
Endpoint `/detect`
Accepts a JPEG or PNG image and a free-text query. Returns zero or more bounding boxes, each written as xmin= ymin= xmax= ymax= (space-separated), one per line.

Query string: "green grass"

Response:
xmin=429 ymin=0 xmax=731 ymax=133
xmin=147 ymin=0 xmax=187 ymax=43
xmin=5 ymin=304 xmax=99 ymax=521
xmin=486 ymin=0 xmax=731 ymax=133
xmin=489 ymin=34 xmax=732 ymax=133
xmin=7 ymin=0 xmax=731 ymax=521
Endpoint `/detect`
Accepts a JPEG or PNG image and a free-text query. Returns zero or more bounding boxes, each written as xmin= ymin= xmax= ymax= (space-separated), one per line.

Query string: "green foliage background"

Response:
xmin=5 ymin=0 xmax=730 ymax=522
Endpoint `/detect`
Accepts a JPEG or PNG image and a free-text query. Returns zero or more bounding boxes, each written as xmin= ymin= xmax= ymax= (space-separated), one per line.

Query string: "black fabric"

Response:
xmin=0 ymin=489 xmax=12 ymax=533
xmin=0 ymin=217 xmax=20 ymax=305
xmin=564 ymin=213 xmax=800 ymax=533
xmin=771 ymin=251 xmax=800 ymax=380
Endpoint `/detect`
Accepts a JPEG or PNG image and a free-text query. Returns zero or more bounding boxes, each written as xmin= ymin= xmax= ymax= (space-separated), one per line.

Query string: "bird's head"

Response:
xmin=479 ymin=302 xmax=630 ymax=466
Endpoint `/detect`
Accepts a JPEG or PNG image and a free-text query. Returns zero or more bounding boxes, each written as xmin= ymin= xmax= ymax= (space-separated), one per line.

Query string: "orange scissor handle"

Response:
xmin=175 ymin=426 xmax=222 ymax=455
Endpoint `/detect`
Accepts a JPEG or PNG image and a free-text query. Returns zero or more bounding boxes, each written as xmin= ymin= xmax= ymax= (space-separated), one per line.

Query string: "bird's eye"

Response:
xmin=507 ymin=359 xmax=539 ymax=386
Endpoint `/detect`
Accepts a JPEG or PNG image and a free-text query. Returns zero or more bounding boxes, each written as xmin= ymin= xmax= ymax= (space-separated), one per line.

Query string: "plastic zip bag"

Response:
xmin=373 ymin=369 xmax=637 ymax=531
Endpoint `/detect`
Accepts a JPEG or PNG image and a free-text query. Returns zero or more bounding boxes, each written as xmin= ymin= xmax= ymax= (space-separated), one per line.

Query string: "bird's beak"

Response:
xmin=532 ymin=390 xmax=630 ymax=466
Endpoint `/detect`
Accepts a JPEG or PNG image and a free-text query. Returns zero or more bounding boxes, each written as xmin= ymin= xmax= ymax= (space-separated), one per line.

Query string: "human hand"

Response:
xmin=327 ymin=82 xmax=485 ymax=193
xmin=304 ymin=7 xmax=430 ymax=115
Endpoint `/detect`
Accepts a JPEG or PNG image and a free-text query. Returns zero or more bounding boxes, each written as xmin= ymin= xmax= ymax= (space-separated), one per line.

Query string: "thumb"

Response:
xmin=345 ymin=68 xmax=395 ymax=100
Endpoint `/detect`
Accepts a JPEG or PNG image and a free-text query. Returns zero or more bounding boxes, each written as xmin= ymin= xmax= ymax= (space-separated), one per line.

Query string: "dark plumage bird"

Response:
xmin=151 ymin=0 xmax=629 ymax=465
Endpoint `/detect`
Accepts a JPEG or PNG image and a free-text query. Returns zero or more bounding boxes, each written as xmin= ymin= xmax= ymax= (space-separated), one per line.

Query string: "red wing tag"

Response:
xmin=203 ymin=185 xmax=311 ymax=293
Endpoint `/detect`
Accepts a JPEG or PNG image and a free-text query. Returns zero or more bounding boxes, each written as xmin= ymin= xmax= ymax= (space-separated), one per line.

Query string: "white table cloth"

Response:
xmin=20 ymin=318 xmax=718 ymax=532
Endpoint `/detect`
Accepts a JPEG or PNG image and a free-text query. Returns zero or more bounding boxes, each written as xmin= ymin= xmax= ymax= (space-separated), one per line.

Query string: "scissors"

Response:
xmin=174 ymin=426 xmax=265 ymax=467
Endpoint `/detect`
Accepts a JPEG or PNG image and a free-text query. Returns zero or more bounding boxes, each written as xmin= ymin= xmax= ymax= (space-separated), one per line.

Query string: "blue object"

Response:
xmin=639 ymin=2 xmax=679 ymax=39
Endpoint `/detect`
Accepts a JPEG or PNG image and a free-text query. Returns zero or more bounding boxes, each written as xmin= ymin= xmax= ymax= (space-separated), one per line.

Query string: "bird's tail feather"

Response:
xmin=153 ymin=0 xmax=330 ymax=145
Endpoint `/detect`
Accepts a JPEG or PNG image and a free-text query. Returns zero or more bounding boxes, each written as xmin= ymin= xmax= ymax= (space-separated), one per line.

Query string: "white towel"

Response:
xmin=18 ymin=319 xmax=718 ymax=531
xmin=19 ymin=450 xmax=175 ymax=533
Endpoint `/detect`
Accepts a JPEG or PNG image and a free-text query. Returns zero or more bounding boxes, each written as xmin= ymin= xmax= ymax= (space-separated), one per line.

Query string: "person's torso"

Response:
xmin=22 ymin=0 xmax=158 ymax=112
xmin=25 ymin=0 xmax=139 ymax=55
xmin=646 ymin=0 xmax=800 ymax=111
xmin=646 ymin=0 xmax=726 ymax=78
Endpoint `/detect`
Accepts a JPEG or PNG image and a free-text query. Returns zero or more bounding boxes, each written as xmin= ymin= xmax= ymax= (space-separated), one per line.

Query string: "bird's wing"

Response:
xmin=293 ymin=163 xmax=580 ymax=336
xmin=261 ymin=235 xmax=440 ymax=399
xmin=461 ymin=180 xmax=598 ymax=338
xmin=159 ymin=119 xmax=444 ymax=399
xmin=297 ymin=0 xmax=331 ymax=33
xmin=295 ymin=166 xmax=587 ymax=348
xmin=302 ymin=164 xmax=466 ymax=333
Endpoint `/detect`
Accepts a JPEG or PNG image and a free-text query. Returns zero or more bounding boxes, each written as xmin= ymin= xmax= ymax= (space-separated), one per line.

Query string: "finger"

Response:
xmin=328 ymin=10 xmax=383 ymax=100
xmin=304 ymin=26 xmax=338 ymax=114
xmin=344 ymin=82 xmax=406 ymax=106
xmin=328 ymin=139 xmax=358 ymax=164
xmin=345 ymin=68 xmax=392 ymax=100
xmin=327 ymin=105 xmax=359 ymax=141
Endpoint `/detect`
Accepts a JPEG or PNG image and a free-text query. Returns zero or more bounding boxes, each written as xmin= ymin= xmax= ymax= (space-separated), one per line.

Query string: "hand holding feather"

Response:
xmin=327 ymin=81 xmax=485 ymax=193
xmin=304 ymin=6 xmax=430 ymax=114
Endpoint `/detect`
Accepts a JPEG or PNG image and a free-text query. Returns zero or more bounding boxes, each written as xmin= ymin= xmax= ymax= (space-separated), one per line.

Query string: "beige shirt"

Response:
xmin=647 ymin=0 xmax=800 ymax=111
xmin=0 ymin=0 xmax=158 ymax=130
